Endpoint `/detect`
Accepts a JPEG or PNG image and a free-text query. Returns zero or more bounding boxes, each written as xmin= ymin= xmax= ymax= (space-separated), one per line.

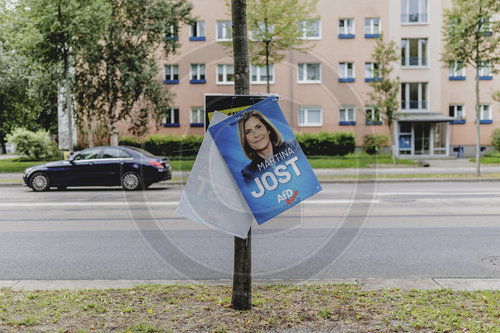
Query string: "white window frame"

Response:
xmin=449 ymin=104 xmax=465 ymax=120
xmin=480 ymin=104 xmax=492 ymax=121
xmin=298 ymin=19 xmax=321 ymax=40
xmin=164 ymin=64 xmax=179 ymax=81
xmin=365 ymin=106 xmax=382 ymax=122
xmin=216 ymin=20 xmax=232 ymax=41
xmin=449 ymin=61 xmax=465 ymax=77
xmin=479 ymin=61 xmax=492 ymax=77
xmin=401 ymin=38 xmax=428 ymax=67
xmin=339 ymin=62 xmax=355 ymax=79
xmin=338 ymin=18 xmax=355 ymax=35
xmin=163 ymin=107 xmax=179 ymax=125
xmin=339 ymin=106 xmax=356 ymax=122
xmin=401 ymin=0 xmax=428 ymax=24
xmin=365 ymin=18 xmax=381 ymax=34
xmin=190 ymin=21 xmax=206 ymax=38
xmin=216 ymin=64 xmax=234 ymax=84
xmin=190 ymin=64 xmax=206 ymax=81
xmin=298 ymin=106 xmax=322 ymax=127
xmin=250 ymin=64 xmax=274 ymax=84
xmin=297 ymin=63 xmax=321 ymax=83
xmin=365 ymin=62 xmax=378 ymax=79
xmin=190 ymin=107 xmax=204 ymax=124
xmin=401 ymin=82 xmax=428 ymax=111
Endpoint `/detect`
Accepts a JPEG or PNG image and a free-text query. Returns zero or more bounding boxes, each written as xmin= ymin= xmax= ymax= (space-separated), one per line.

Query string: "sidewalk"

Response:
xmin=3 ymin=158 xmax=500 ymax=185
xmin=1 ymin=278 xmax=500 ymax=291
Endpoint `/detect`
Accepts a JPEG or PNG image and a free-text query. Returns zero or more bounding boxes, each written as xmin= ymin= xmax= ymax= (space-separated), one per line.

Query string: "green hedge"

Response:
xmin=295 ymin=131 xmax=356 ymax=156
xmin=120 ymin=131 xmax=356 ymax=158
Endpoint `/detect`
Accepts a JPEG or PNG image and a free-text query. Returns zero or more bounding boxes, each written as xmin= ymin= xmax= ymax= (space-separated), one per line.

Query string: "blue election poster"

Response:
xmin=209 ymin=95 xmax=322 ymax=224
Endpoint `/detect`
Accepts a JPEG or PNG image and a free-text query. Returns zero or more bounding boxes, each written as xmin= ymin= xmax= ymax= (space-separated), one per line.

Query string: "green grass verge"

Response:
xmin=0 ymin=284 xmax=498 ymax=332
xmin=0 ymin=154 xmax=415 ymax=173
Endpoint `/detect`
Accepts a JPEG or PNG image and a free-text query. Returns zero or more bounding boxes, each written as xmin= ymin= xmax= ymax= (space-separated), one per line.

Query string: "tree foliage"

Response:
xmin=75 ymin=0 xmax=193 ymax=146
xmin=442 ymin=0 xmax=500 ymax=175
xmin=367 ymin=34 xmax=400 ymax=164
xmin=227 ymin=0 xmax=319 ymax=93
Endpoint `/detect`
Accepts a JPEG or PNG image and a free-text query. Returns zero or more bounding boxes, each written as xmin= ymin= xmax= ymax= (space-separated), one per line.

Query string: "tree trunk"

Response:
xmin=87 ymin=110 xmax=94 ymax=148
xmin=64 ymin=56 xmax=74 ymax=153
xmin=110 ymin=120 xmax=119 ymax=146
xmin=265 ymin=42 xmax=270 ymax=94
xmin=475 ymin=65 xmax=481 ymax=177
xmin=389 ymin=122 xmax=396 ymax=165
xmin=231 ymin=0 xmax=251 ymax=311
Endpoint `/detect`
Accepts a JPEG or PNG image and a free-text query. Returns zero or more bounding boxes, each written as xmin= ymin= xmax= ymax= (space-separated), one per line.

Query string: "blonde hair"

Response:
xmin=237 ymin=110 xmax=283 ymax=161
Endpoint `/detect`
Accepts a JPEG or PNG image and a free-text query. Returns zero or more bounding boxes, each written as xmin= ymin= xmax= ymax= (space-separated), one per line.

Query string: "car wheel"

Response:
xmin=121 ymin=172 xmax=142 ymax=191
xmin=30 ymin=173 xmax=50 ymax=192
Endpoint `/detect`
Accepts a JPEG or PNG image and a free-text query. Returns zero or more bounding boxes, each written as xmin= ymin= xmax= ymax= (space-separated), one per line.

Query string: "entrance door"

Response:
xmin=414 ymin=123 xmax=430 ymax=155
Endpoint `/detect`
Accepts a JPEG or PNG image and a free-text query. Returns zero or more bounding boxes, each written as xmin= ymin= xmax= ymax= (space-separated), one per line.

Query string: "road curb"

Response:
xmin=1 ymin=278 xmax=499 ymax=291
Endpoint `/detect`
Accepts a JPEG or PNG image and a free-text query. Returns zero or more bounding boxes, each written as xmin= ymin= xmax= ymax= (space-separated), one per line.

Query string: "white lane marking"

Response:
xmin=0 ymin=199 xmax=381 ymax=207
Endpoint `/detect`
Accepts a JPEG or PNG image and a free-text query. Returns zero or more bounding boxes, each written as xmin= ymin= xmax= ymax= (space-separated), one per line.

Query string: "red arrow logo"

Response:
xmin=286 ymin=190 xmax=298 ymax=205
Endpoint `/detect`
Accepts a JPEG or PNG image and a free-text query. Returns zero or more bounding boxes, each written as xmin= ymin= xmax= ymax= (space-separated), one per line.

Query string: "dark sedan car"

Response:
xmin=23 ymin=146 xmax=172 ymax=191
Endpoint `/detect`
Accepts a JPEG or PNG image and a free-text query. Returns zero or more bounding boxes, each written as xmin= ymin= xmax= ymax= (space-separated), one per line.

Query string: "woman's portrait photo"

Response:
xmin=237 ymin=110 xmax=298 ymax=183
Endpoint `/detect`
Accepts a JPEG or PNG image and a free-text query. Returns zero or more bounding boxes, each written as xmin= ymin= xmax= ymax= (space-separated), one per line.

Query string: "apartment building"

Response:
xmin=143 ymin=0 xmax=499 ymax=158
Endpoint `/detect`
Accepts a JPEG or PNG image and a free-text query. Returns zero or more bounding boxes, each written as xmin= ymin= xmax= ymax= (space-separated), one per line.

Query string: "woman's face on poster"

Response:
xmin=244 ymin=116 xmax=271 ymax=153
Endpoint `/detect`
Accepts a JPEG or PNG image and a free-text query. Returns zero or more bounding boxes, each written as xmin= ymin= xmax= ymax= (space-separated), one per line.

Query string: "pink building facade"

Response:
xmin=140 ymin=0 xmax=499 ymax=158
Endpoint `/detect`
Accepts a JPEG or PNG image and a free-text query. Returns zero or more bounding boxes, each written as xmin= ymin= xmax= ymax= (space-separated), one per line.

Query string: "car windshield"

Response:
xmin=126 ymin=147 xmax=158 ymax=158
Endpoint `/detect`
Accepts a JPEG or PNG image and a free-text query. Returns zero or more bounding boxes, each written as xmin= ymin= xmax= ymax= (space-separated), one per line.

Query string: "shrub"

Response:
xmin=362 ymin=134 xmax=388 ymax=154
xmin=295 ymin=131 xmax=356 ymax=156
xmin=142 ymin=134 xmax=203 ymax=157
xmin=119 ymin=136 xmax=142 ymax=148
xmin=491 ymin=128 xmax=500 ymax=152
xmin=6 ymin=128 xmax=59 ymax=160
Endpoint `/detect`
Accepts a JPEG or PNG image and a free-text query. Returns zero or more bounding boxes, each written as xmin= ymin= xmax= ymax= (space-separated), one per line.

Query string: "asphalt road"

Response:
xmin=1 ymin=182 xmax=500 ymax=281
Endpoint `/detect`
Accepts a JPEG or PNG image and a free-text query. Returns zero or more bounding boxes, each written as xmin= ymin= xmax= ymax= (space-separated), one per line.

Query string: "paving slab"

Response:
xmin=356 ymin=278 xmax=441 ymax=290
xmin=434 ymin=278 xmax=500 ymax=291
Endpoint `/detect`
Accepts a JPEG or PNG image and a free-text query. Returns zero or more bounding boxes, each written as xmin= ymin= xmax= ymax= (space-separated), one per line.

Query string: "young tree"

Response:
xmin=367 ymin=34 xmax=400 ymax=165
xmin=14 ymin=0 xmax=109 ymax=152
xmin=227 ymin=0 xmax=319 ymax=93
xmin=230 ymin=0 xmax=251 ymax=311
xmin=76 ymin=0 xmax=193 ymax=146
xmin=442 ymin=0 xmax=500 ymax=176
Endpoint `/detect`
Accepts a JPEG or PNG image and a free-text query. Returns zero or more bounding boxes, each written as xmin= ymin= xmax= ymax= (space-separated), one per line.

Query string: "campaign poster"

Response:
xmin=209 ymin=96 xmax=322 ymax=224
xmin=204 ymin=94 xmax=275 ymax=131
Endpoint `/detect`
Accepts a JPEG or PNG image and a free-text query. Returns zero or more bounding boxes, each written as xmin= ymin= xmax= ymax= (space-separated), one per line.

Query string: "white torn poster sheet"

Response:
xmin=176 ymin=111 xmax=253 ymax=239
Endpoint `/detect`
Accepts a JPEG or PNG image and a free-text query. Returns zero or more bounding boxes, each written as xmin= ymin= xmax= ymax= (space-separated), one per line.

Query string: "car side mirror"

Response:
xmin=68 ymin=154 xmax=77 ymax=163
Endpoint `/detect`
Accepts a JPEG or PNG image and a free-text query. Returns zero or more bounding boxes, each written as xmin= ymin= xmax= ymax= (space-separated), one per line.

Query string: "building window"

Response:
xmin=163 ymin=108 xmax=180 ymax=127
xmin=401 ymin=38 xmax=428 ymax=67
xmin=338 ymin=18 xmax=354 ymax=38
xmin=298 ymin=63 xmax=321 ymax=83
xmin=164 ymin=25 xmax=178 ymax=41
xmin=478 ymin=61 xmax=492 ymax=80
xmin=190 ymin=107 xmax=204 ymax=127
xmin=449 ymin=61 xmax=465 ymax=80
xmin=338 ymin=62 xmax=355 ymax=82
xmin=339 ymin=106 xmax=356 ymax=125
xmin=298 ymin=19 xmax=321 ymax=39
xmin=298 ymin=106 xmax=322 ymax=127
xmin=365 ymin=18 xmax=381 ymax=38
xmin=479 ymin=18 xmax=493 ymax=36
xmin=401 ymin=0 xmax=428 ymax=24
xmin=449 ymin=104 xmax=465 ymax=124
xmin=190 ymin=64 xmax=206 ymax=84
xmin=401 ymin=82 xmax=428 ymax=110
xmin=164 ymin=65 xmax=179 ymax=84
xmin=190 ymin=21 xmax=205 ymax=41
xmin=217 ymin=64 xmax=234 ymax=84
xmin=365 ymin=62 xmax=379 ymax=82
xmin=216 ymin=20 xmax=232 ymax=41
xmin=365 ymin=106 xmax=382 ymax=125
xmin=251 ymin=64 xmax=274 ymax=84
xmin=480 ymin=104 xmax=492 ymax=124
xmin=249 ymin=22 xmax=273 ymax=41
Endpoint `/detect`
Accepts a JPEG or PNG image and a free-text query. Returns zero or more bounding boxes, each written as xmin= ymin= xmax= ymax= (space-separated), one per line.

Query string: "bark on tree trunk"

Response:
xmin=231 ymin=0 xmax=251 ymax=311
xmin=87 ymin=110 xmax=94 ymax=148
xmin=64 ymin=57 xmax=74 ymax=153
